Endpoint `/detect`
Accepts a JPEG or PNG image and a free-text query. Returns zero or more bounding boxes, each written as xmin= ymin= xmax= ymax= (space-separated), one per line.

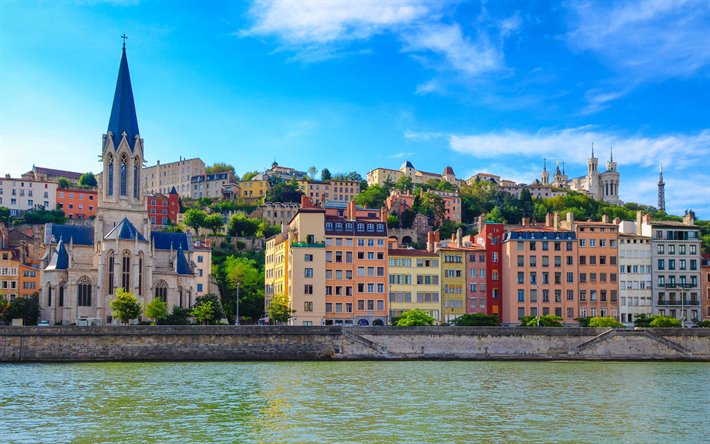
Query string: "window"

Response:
xmin=304 ymin=268 xmax=313 ymax=278
xmin=108 ymin=255 xmax=115 ymax=294
xmin=155 ymin=280 xmax=168 ymax=303
xmin=304 ymin=285 xmax=313 ymax=294
xmin=122 ymin=251 xmax=131 ymax=290
xmin=120 ymin=154 xmax=128 ymax=196
xmin=108 ymin=155 xmax=114 ymax=195
xmin=77 ymin=276 xmax=92 ymax=306
xmin=304 ymin=301 xmax=313 ymax=312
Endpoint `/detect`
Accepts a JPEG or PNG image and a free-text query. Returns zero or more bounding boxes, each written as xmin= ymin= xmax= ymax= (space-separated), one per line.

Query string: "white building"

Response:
xmin=0 ymin=176 xmax=58 ymax=216
xmin=617 ymin=227 xmax=653 ymax=325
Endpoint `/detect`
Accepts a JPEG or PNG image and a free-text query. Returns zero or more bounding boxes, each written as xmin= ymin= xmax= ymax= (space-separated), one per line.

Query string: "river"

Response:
xmin=1 ymin=361 xmax=708 ymax=443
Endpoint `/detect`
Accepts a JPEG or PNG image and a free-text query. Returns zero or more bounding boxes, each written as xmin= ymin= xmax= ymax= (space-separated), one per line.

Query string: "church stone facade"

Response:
xmin=541 ymin=148 xmax=621 ymax=205
xmin=40 ymin=44 xmax=198 ymax=325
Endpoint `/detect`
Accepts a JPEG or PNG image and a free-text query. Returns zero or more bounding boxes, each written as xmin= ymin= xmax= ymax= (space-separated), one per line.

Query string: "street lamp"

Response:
xmin=235 ymin=282 xmax=240 ymax=326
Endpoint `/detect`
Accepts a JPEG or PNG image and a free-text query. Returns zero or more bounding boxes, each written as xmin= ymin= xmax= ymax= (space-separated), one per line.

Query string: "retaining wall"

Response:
xmin=1 ymin=326 xmax=708 ymax=362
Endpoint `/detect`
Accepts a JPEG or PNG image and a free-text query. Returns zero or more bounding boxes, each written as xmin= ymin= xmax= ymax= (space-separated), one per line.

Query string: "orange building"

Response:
xmin=501 ymin=225 xmax=578 ymax=326
xmin=56 ymin=187 xmax=98 ymax=220
xmin=0 ymin=249 xmax=39 ymax=300
xmin=324 ymin=201 xmax=388 ymax=325
xmin=572 ymin=221 xmax=620 ymax=320
xmin=702 ymin=254 xmax=710 ymax=321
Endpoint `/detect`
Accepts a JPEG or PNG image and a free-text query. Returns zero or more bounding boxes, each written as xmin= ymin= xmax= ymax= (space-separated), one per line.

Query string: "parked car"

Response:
xmin=37 ymin=320 xmax=49 ymax=327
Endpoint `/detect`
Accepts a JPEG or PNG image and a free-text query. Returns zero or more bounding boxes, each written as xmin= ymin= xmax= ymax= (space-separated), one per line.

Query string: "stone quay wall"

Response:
xmin=1 ymin=326 xmax=708 ymax=363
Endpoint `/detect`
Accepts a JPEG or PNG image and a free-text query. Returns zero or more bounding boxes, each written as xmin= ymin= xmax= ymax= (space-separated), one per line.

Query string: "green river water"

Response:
xmin=1 ymin=361 xmax=708 ymax=443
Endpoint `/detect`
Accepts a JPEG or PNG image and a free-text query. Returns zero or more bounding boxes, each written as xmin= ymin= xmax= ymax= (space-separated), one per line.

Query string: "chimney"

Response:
xmin=683 ymin=211 xmax=695 ymax=226
xmin=545 ymin=213 xmax=552 ymax=227
xmin=602 ymin=214 xmax=609 ymax=224
xmin=347 ymin=200 xmax=357 ymax=219
xmin=566 ymin=211 xmax=574 ymax=230
xmin=300 ymin=195 xmax=312 ymax=208
xmin=427 ymin=231 xmax=440 ymax=252
xmin=636 ymin=211 xmax=643 ymax=235
xmin=456 ymin=228 xmax=463 ymax=247
xmin=380 ymin=207 xmax=387 ymax=223
xmin=613 ymin=217 xmax=621 ymax=225
xmin=554 ymin=212 xmax=561 ymax=230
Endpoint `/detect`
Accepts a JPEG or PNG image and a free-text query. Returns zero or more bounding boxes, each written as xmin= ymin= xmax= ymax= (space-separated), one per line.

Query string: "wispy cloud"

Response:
xmin=403 ymin=130 xmax=445 ymax=141
xmin=390 ymin=151 xmax=414 ymax=159
xmin=566 ymin=0 xmax=710 ymax=112
xmin=243 ymin=0 xmax=512 ymax=81
xmin=448 ymin=127 xmax=710 ymax=169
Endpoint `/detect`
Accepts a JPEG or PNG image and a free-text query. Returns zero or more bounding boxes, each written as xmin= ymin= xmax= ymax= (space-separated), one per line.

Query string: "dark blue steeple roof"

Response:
xmin=176 ymin=244 xmax=192 ymax=275
xmin=104 ymin=217 xmax=147 ymax=241
xmin=46 ymin=239 xmax=69 ymax=270
xmin=107 ymin=45 xmax=140 ymax=151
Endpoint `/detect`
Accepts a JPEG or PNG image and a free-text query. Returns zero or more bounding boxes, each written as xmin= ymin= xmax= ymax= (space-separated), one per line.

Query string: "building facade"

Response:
xmin=542 ymin=149 xmax=621 ymax=205
xmin=0 ymin=177 xmax=58 ymax=216
xmin=147 ymin=188 xmax=180 ymax=226
xmin=190 ymin=172 xmax=238 ymax=199
xmin=701 ymin=255 xmax=710 ymax=321
xmin=474 ymin=222 xmax=505 ymax=319
xmin=367 ymin=161 xmax=460 ymax=188
xmin=142 ymin=157 xmax=205 ymax=196
xmin=238 ymin=179 xmax=270 ymax=203
xmin=387 ymin=245 xmax=440 ymax=322
xmin=56 ymin=187 xmax=98 ymax=220
xmin=39 ymin=44 xmax=199 ymax=325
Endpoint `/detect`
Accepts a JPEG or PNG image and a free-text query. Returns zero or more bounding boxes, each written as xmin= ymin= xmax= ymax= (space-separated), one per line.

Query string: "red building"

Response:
xmin=147 ymin=187 xmax=179 ymax=226
xmin=475 ymin=222 xmax=504 ymax=320
xmin=56 ymin=187 xmax=98 ymax=220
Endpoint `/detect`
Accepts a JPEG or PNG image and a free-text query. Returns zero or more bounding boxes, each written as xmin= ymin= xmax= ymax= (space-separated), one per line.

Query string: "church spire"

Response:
xmin=107 ymin=36 xmax=140 ymax=151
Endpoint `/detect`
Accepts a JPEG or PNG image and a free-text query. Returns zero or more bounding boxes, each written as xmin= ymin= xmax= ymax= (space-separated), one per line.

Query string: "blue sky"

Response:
xmin=1 ymin=0 xmax=708 ymax=218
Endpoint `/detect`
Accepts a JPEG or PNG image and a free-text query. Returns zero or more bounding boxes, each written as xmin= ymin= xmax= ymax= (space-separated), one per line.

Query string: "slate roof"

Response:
xmin=104 ymin=217 xmax=147 ymax=242
xmin=107 ymin=46 xmax=140 ymax=150
xmin=151 ymin=231 xmax=190 ymax=251
xmin=46 ymin=239 xmax=69 ymax=270
xmin=49 ymin=224 xmax=94 ymax=246
xmin=176 ymin=244 xmax=192 ymax=275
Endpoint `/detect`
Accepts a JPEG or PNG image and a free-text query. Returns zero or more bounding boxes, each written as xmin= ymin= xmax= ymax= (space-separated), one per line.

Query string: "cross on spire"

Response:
xmin=121 ymin=33 xmax=128 ymax=49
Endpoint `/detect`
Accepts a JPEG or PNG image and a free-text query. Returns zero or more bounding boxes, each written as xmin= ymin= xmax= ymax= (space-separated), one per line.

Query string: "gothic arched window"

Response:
xmin=108 ymin=251 xmax=115 ymax=294
xmin=107 ymin=155 xmax=114 ymax=196
xmin=155 ymin=280 xmax=168 ymax=303
xmin=133 ymin=158 xmax=140 ymax=198
xmin=78 ymin=276 xmax=92 ymax=306
xmin=58 ymin=281 xmax=65 ymax=307
xmin=122 ymin=250 xmax=131 ymax=290
xmin=120 ymin=154 xmax=128 ymax=196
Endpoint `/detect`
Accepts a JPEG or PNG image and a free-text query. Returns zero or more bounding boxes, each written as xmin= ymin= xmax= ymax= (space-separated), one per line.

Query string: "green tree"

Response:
xmin=633 ymin=314 xmax=654 ymax=327
xmin=241 ymin=171 xmax=259 ymax=181
xmin=486 ymin=206 xmax=505 ymax=223
xmin=257 ymin=221 xmax=281 ymax=239
xmin=354 ymin=184 xmax=388 ymax=209
xmin=266 ymin=293 xmax=294 ymax=324
xmin=396 ymin=309 xmax=435 ymax=326
xmin=265 ymin=180 xmax=303 ymax=203
xmin=575 ymin=317 xmax=591 ymax=327
xmin=450 ymin=313 xmax=500 ymax=326
xmin=217 ymin=256 xmax=265 ymax=322
xmin=418 ymin=193 xmax=446 ymax=226
xmin=521 ymin=314 xmax=563 ymax=327
xmin=183 ymin=208 xmax=208 ymax=235
xmin=649 ymin=315 xmax=682 ymax=328
xmin=3 ymin=294 xmax=40 ymax=325
xmin=144 ymin=298 xmax=169 ymax=325
xmin=399 ymin=208 xmax=416 ymax=229
xmin=78 ymin=172 xmax=97 ymax=188
xmin=695 ymin=320 xmax=710 ymax=328
xmin=110 ymin=288 xmax=142 ymax=324
xmin=23 ymin=208 xmax=66 ymax=224
xmin=588 ymin=316 xmax=624 ymax=328
xmin=192 ymin=300 xmax=215 ymax=325
xmin=308 ymin=166 xmax=318 ymax=179
xmin=57 ymin=177 xmax=73 ymax=189
xmin=0 ymin=206 xmax=10 ymax=225
xmin=393 ymin=176 xmax=413 ymax=193
xmin=227 ymin=213 xmax=260 ymax=238
xmin=204 ymin=213 xmax=224 ymax=235
xmin=387 ymin=214 xmax=399 ymax=229
xmin=160 ymin=305 xmax=191 ymax=325
xmin=320 ymin=168 xmax=332 ymax=181
xmin=192 ymin=293 xmax=224 ymax=324
xmin=205 ymin=163 xmax=236 ymax=175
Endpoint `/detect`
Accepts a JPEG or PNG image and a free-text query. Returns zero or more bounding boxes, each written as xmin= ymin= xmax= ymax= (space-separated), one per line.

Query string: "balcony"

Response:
xmin=656 ymin=300 xmax=700 ymax=306
xmin=659 ymin=283 xmax=696 ymax=289
xmin=291 ymin=242 xmax=326 ymax=248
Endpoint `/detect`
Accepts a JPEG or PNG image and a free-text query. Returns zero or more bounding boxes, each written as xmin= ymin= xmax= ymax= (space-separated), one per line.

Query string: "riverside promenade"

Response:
xmin=1 ymin=326 xmax=709 ymax=362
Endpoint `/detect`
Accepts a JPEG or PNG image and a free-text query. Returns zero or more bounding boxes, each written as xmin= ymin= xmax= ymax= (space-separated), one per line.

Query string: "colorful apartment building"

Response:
xmin=56 ymin=187 xmax=98 ymax=220
xmin=142 ymin=157 xmax=205 ymax=196
xmin=264 ymin=232 xmax=289 ymax=307
xmin=572 ymin=220 xmax=620 ymax=320
xmin=238 ymin=179 xmax=270 ymax=203
xmin=0 ymin=176 xmax=58 ymax=216
xmin=439 ymin=245 xmax=467 ymax=323
xmin=147 ymin=188 xmax=180 ymax=225
xmin=1 ymin=249 xmax=39 ymax=300
xmin=617 ymin=230 xmax=653 ymax=325
xmin=324 ymin=202 xmax=389 ymax=326
xmin=702 ymin=254 xmax=710 ymax=321
xmin=367 ymin=161 xmax=461 ymax=187
xmin=501 ymin=225 xmax=578 ymax=326
xmin=252 ymin=202 xmax=299 ymax=228
xmin=193 ymin=242 xmax=212 ymax=297
xmin=190 ymin=172 xmax=238 ymax=199
xmin=297 ymin=179 xmax=360 ymax=206
xmin=387 ymin=241 xmax=441 ymax=322
xmin=474 ymin=222 xmax=504 ymax=319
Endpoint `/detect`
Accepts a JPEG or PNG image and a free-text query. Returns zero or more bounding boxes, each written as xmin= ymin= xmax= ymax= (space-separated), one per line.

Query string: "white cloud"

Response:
xmin=403 ymin=130 xmax=445 ymax=141
xmin=449 ymin=127 xmax=710 ymax=169
xmin=244 ymin=0 xmax=430 ymax=44
xmin=390 ymin=151 xmax=414 ymax=159
xmin=243 ymin=1 xmax=509 ymax=79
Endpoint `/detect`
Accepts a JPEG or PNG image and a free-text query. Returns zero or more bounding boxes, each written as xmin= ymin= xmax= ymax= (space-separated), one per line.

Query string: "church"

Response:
xmin=40 ymin=43 xmax=198 ymax=325
xmin=540 ymin=147 xmax=621 ymax=205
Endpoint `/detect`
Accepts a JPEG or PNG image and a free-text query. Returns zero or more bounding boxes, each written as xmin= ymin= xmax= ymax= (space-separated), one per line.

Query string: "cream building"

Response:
xmin=0 ymin=177 xmax=58 ymax=216
xmin=367 ymin=161 xmax=461 ymax=188
xmin=143 ymin=157 xmax=205 ymax=196
xmin=617 ymin=227 xmax=653 ymax=325
xmin=40 ymin=44 xmax=199 ymax=325
xmin=541 ymin=148 xmax=621 ymax=205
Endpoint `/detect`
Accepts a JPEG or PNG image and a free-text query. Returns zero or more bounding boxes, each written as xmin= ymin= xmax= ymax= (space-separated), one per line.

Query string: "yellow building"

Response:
xmin=296 ymin=179 xmax=360 ymax=206
xmin=439 ymin=247 xmax=467 ymax=323
xmin=388 ymin=245 xmax=441 ymax=322
xmin=367 ymin=161 xmax=461 ymax=188
xmin=238 ymin=179 xmax=270 ymax=203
